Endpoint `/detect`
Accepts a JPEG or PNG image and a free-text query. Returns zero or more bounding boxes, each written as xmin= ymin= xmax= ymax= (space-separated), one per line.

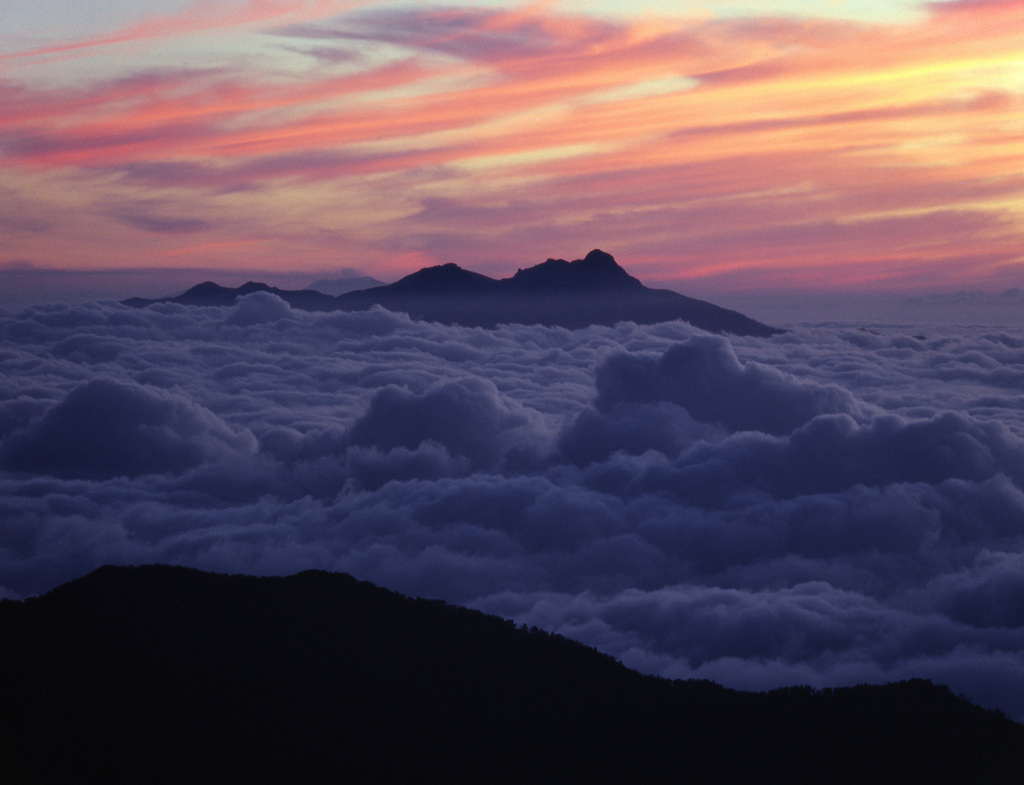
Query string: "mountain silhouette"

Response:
xmin=133 ymin=280 xmax=339 ymax=311
xmin=304 ymin=275 xmax=385 ymax=296
xmin=2 ymin=565 xmax=1021 ymax=784
xmin=507 ymin=250 xmax=644 ymax=292
xmin=123 ymin=250 xmax=781 ymax=336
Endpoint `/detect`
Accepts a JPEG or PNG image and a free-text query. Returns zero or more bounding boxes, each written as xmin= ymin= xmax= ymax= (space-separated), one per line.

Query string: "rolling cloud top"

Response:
xmin=2 ymin=294 xmax=1024 ymax=720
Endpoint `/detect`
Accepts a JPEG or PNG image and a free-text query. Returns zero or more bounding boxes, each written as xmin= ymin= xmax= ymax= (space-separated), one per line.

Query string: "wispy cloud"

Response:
xmin=1 ymin=0 xmax=356 ymax=62
xmin=115 ymin=210 xmax=212 ymax=234
xmin=0 ymin=0 xmax=1021 ymax=288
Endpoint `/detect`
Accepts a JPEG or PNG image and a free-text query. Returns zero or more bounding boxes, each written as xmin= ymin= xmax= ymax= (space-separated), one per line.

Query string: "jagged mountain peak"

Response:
xmin=509 ymin=249 xmax=642 ymax=291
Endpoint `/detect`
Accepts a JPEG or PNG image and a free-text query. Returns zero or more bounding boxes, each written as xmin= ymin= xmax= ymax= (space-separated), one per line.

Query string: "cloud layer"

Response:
xmin=2 ymin=296 xmax=1024 ymax=721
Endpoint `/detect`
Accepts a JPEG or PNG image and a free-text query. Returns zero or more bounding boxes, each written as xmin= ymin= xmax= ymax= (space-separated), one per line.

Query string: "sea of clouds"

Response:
xmin=2 ymin=292 xmax=1023 ymax=719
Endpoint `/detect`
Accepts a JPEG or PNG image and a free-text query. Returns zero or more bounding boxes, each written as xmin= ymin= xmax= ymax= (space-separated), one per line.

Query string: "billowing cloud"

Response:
xmin=347 ymin=377 xmax=548 ymax=471
xmin=225 ymin=289 xmax=296 ymax=325
xmin=593 ymin=335 xmax=867 ymax=435
xmin=2 ymin=296 xmax=1024 ymax=721
xmin=0 ymin=377 xmax=255 ymax=479
xmin=627 ymin=410 xmax=1023 ymax=508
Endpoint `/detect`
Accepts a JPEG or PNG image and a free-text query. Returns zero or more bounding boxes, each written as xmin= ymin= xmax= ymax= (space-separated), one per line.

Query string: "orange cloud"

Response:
xmin=1 ymin=0 xmax=1021 ymax=290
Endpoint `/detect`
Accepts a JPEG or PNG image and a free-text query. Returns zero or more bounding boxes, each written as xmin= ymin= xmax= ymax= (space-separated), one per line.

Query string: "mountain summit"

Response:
xmin=508 ymin=249 xmax=644 ymax=292
xmin=386 ymin=262 xmax=501 ymax=294
xmin=124 ymin=250 xmax=781 ymax=336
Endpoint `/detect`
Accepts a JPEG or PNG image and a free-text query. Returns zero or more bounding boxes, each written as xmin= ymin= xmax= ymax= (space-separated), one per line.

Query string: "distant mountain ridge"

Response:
xmin=123 ymin=250 xmax=781 ymax=336
xmin=304 ymin=275 xmax=385 ymax=296
xmin=1 ymin=565 xmax=1021 ymax=784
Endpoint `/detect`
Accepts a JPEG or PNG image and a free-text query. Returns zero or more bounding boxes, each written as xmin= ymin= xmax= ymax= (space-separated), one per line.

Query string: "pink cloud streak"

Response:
xmin=1 ymin=1 xmax=1022 ymax=291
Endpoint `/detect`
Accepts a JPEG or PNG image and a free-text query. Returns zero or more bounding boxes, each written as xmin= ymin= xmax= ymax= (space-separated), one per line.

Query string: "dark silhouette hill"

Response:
xmin=305 ymin=275 xmax=385 ymax=296
xmin=123 ymin=250 xmax=781 ymax=336
xmin=1 ymin=566 xmax=1021 ymax=784
xmin=124 ymin=280 xmax=340 ymax=311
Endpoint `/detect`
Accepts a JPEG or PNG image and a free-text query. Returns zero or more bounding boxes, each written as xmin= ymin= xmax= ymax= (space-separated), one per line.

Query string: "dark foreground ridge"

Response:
xmin=123 ymin=250 xmax=781 ymax=336
xmin=2 ymin=566 xmax=1021 ymax=784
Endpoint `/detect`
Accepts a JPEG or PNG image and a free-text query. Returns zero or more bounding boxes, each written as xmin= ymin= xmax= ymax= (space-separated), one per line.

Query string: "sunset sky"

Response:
xmin=2 ymin=0 xmax=1022 ymax=298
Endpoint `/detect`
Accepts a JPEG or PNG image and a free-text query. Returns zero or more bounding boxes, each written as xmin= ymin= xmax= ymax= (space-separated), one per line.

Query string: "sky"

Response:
xmin=3 ymin=296 xmax=1024 ymax=721
xmin=2 ymin=0 xmax=1023 ymax=306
